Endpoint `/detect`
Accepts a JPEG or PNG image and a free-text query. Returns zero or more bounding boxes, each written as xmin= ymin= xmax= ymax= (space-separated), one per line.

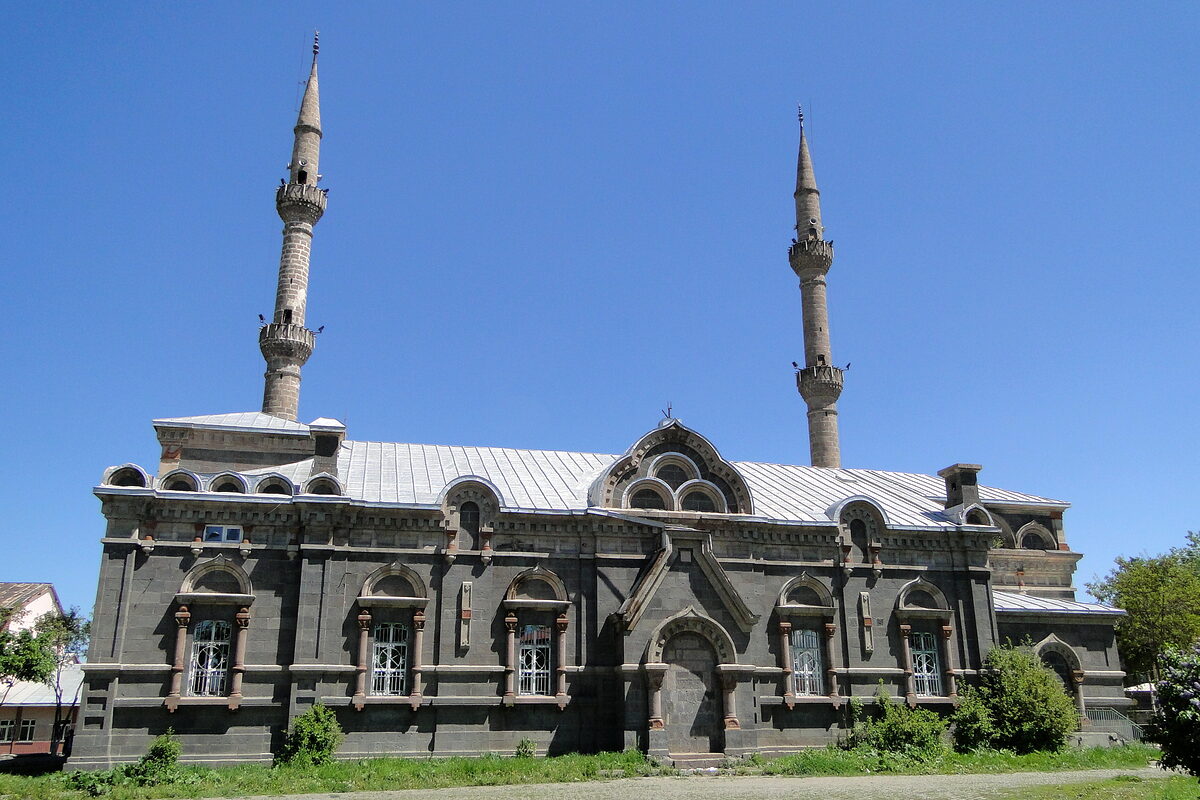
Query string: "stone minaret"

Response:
xmin=788 ymin=109 xmax=844 ymax=468
xmin=260 ymin=34 xmax=328 ymax=420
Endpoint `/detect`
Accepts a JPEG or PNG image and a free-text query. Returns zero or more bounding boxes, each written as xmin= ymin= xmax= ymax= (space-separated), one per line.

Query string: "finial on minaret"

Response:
xmin=313 ymin=30 xmax=320 ymax=57
xmin=797 ymin=104 xmax=804 ymax=125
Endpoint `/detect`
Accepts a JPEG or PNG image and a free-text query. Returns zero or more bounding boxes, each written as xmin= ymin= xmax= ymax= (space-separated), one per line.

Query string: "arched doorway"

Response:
xmin=662 ymin=632 xmax=721 ymax=753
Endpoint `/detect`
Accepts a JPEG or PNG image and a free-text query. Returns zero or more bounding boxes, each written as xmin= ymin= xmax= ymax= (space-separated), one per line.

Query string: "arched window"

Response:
xmin=213 ymin=479 xmax=243 ymax=494
xmin=109 ymin=467 xmax=146 ymax=488
xmin=189 ymin=620 xmax=231 ymax=696
xmin=1022 ymin=532 xmax=1047 ymax=550
xmin=656 ymin=464 xmax=689 ymax=490
xmin=630 ymin=488 xmax=666 ymax=510
xmin=849 ymin=518 xmax=868 ymax=539
xmin=460 ymin=502 xmax=480 ymax=537
xmin=682 ymin=491 xmax=716 ymax=513
xmin=307 ymin=478 xmax=339 ymax=495
xmin=167 ymin=478 xmax=196 ymax=492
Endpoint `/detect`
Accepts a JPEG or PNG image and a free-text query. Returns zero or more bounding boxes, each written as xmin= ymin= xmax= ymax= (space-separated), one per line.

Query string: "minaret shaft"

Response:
xmin=789 ymin=111 xmax=843 ymax=468
xmin=260 ymin=36 xmax=326 ymax=421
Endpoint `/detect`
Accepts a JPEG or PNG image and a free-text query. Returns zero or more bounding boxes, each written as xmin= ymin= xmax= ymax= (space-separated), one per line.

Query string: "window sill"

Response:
xmin=759 ymin=695 xmax=841 ymax=708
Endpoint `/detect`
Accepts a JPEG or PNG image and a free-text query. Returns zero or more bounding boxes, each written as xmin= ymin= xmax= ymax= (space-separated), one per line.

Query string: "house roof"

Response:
xmin=1 ymin=665 xmax=84 ymax=707
xmin=153 ymin=412 xmax=311 ymax=436
xmin=0 ymin=583 xmax=54 ymax=611
xmin=992 ymin=590 xmax=1123 ymax=615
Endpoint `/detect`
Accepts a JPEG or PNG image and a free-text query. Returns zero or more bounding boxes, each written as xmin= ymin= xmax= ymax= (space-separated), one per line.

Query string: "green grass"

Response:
xmin=753 ymin=743 xmax=1160 ymax=777
xmin=993 ymin=775 xmax=1199 ymax=799
xmin=0 ymin=745 xmax=1166 ymax=800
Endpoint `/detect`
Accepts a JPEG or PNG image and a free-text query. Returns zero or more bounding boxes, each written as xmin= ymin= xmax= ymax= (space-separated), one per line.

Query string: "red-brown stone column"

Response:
xmin=228 ymin=606 xmax=251 ymax=708
xmin=409 ymin=609 xmax=425 ymax=710
xmin=503 ymin=612 xmax=518 ymax=701
xmin=166 ymin=605 xmax=191 ymax=710
xmin=899 ymin=624 xmax=916 ymax=706
xmin=778 ymin=620 xmax=794 ymax=706
xmin=940 ymin=624 xmax=958 ymax=698
xmin=555 ymin=613 xmax=569 ymax=702
xmin=824 ymin=621 xmax=839 ymax=701
xmin=353 ymin=609 xmax=371 ymax=710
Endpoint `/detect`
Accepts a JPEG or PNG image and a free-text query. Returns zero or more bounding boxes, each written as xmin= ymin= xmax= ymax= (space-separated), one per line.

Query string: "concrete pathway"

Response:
xmin=208 ymin=766 xmax=1172 ymax=800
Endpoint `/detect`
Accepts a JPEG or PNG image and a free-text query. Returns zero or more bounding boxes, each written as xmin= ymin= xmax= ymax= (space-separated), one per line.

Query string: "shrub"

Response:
xmin=277 ymin=702 xmax=344 ymax=766
xmin=62 ymin=729 xmax=193 ymax=796
xmin=1144 ymin=645 xmax=1200 ymax=777
xmin=845 ymin=683 xmax=946 ymax=755
xmin=514 ymin=738 xmax=537 ymax=758
xmin=951 ymin=643 xmax=1077 ymax=753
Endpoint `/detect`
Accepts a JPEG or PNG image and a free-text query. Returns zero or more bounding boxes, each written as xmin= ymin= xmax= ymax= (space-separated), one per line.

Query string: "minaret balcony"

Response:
xmin=259 ymin=322 xmax=315 ymax=364
xmin=276 ymin=182 xmax=328 ymax=224
xmin=788 ymin=238 xmax=834 ymax=277
xmin=797 ymin=364 xmax=844 ymax=406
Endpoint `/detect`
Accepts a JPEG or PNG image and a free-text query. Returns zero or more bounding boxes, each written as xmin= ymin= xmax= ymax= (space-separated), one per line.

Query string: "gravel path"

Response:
xmin=208 ymin=766 xmax=1171 ymax=800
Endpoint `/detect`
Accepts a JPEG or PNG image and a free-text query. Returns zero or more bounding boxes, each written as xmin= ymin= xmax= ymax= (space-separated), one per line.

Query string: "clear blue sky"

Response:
xmin=2 ymin=3 xmax=1197 ymax=614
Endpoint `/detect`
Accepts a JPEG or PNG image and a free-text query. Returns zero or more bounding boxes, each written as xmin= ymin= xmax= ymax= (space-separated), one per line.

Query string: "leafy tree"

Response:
xmin=1144 ymin=645 xmax=1200 ymax=778
xmin=36 ymin=607 xmax=91 ymax=753
xmin=0 ymin=609 xmax=56 ymax=706
xmin=277 ymin=702 xmax=344 ymax=765
xmin=950 ymin=643 xmax=1078 ymax=753
xmin=1087 ymin=539 xmax=1200 ymax=680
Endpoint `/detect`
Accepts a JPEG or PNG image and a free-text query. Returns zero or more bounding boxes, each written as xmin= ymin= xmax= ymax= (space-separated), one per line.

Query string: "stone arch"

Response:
xmin=588 ymin=419 xmax=755 ymax=515
xmin=1017 ymin=522 xmax=1055 ymax=550
xmin=962 ymin=503 xmax=994 ymax=527
xmin=777 ymin=572 xmax=835 ymax=609
xmin=646 ymin=453 xmax=701 ymax=489
xmin=833 ymin=497 xmax=887 ymax=563
xmin=505 ymin=566 xmax=568 ymax=603
xmin=646 ymin=606 xmax=737 ymax=665
xmin=303 ymin=473 xmax=343 ymax=496
xmin=622 ymin=478 xmax=677 ymax=511
xmin=160 ymin=469 xmax=200 ymax=492
xmin=438 ymin=476 xmax=503 ymax=538
xmin=361 ymin=562 xmax=427 ymax=599
xmin=181 ymin=556 xmax=252 ymax=596
xmin=209 ymin=473 xmax=247 ymax=493
xmin=1034 ymin=633 xmax=1080 ymax=671
xmin=103 ymin=464 xmax=150 ymax=488
xmin=253 ymin=473 xmax=294 ymax=496
xmin=676 ymin=479 xmax=728 ymax=513
xmin=896 ymin=577 xmax=950 ymax=613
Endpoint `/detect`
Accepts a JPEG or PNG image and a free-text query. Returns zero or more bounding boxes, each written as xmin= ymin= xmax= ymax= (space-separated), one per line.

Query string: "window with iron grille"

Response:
xmin=0 ymin=720 xmax=14 ymax=742
xmin=371 ymin=622 xmax=409 ymax=695
xmin=911 ymin=631 xmax=943 ymax=696
xmin=17 ymin=720 xmax=35 ymax=743
xmin=518 ymin=624 xmax=552 ymax=695
xmin=791 ymin=627 xmax=824 ymax=695
xmin=188 ymin=620 xmax=231 ymax=696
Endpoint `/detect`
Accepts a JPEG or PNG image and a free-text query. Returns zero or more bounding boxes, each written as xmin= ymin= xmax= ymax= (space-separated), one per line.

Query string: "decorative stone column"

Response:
xmin=1072 ymin=670 xmax=1087 ymax=722
xmin=228 ymin=606 xmax=251 ymax=709
xmin=899 ymin=624 xmax=916 ymax=706
xmin=720 ymin=672 xmax=740 ymax=730
xmin=939 ymin=624 xmax=958 ymax=699
xmin=409 ymin=610 xmax=425 ymax=710
xmin=353 ymin=609 xmax=371 ymax=710
xmin=778 ymin=620 xmax=794 ymax=707
xmin=824 ymin=622 xmax=840 ymax=703
xmin=555 ymin=613 xmax=569 ymax=706
xmin=165 ymin=605 xmax=190 ymax=712
xmin=643 ymin=662 xmax=669 ymax=758
xmin=503 ymin=612 xmax=518 ymax=703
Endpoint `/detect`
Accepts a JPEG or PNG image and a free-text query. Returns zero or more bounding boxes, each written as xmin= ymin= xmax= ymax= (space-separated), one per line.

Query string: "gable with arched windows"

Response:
xmin=590 ymin=419 xmax=753 ymax=515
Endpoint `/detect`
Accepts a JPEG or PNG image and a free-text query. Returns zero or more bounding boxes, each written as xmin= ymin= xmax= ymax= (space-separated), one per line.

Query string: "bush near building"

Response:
xmin=1144 ymin=645 xmax=1200 ymax=778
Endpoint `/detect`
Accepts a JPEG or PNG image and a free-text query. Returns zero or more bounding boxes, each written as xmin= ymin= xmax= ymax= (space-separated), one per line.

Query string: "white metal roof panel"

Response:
xmin=993 ymin=590 xmax=1123 ymax=615
xmin=153 ymin=412 xmax=310 ymax=435
xmin=3 ymin=665 xmax=84 ymax=706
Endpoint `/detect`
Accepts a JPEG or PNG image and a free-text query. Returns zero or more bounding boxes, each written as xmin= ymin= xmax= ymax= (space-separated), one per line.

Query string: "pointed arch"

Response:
xmin=777 ymin=571 xmax=835 ymax=612
xmin=961 ymin=503 xmax=994 ymax=527
xmin=645 ymin=606 xmax=737 ymax=664
xmin=1033 ymin=633 xmax=1081 ymax=671
xmin=589 ymin=419 xmax=754 ymax=515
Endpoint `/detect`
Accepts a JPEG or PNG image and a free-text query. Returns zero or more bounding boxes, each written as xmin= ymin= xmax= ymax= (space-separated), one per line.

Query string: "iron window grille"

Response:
xmin=791 ymin=627 xmax=824 ymax=695
xmin=911 ymin=631 xmax=943 ymax=696
xmin=188 ymin=620 xmax=232 ymax=696
xmin=371 ymin=622 xmax=409 ymax=696
xmin=518 ymin=624 xmax=552 ymax=696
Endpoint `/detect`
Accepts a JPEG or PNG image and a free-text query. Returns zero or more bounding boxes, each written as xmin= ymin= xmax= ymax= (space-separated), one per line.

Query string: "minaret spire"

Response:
xmin=788 ymin=106 xmax=844 ymax=467
xmin=260 ymin=32 xmax=328 ymax=420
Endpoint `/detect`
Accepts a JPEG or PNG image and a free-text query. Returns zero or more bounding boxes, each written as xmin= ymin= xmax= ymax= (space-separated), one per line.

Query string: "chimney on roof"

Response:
xmin=937 ymin=463 xmax=982 ymax=509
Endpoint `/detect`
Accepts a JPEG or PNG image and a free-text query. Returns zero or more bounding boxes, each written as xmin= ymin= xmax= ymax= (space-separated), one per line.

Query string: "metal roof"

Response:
xmin=1 ymin=665 xmax=84 ymax=707
xmin=143 ymin=413 xmax=1068 ymax=526
xmin=0 ymin=583 xmax=53 ymax=610
xmin=153 ymin=412 xmax=310 ymax=435
xmin=992 ymin=590 xmax=1124 ymax=615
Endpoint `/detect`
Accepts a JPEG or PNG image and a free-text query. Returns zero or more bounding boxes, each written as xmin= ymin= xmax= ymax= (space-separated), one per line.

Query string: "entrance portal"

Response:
xmin=662 ymin=632 xmax=721 ymax=753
